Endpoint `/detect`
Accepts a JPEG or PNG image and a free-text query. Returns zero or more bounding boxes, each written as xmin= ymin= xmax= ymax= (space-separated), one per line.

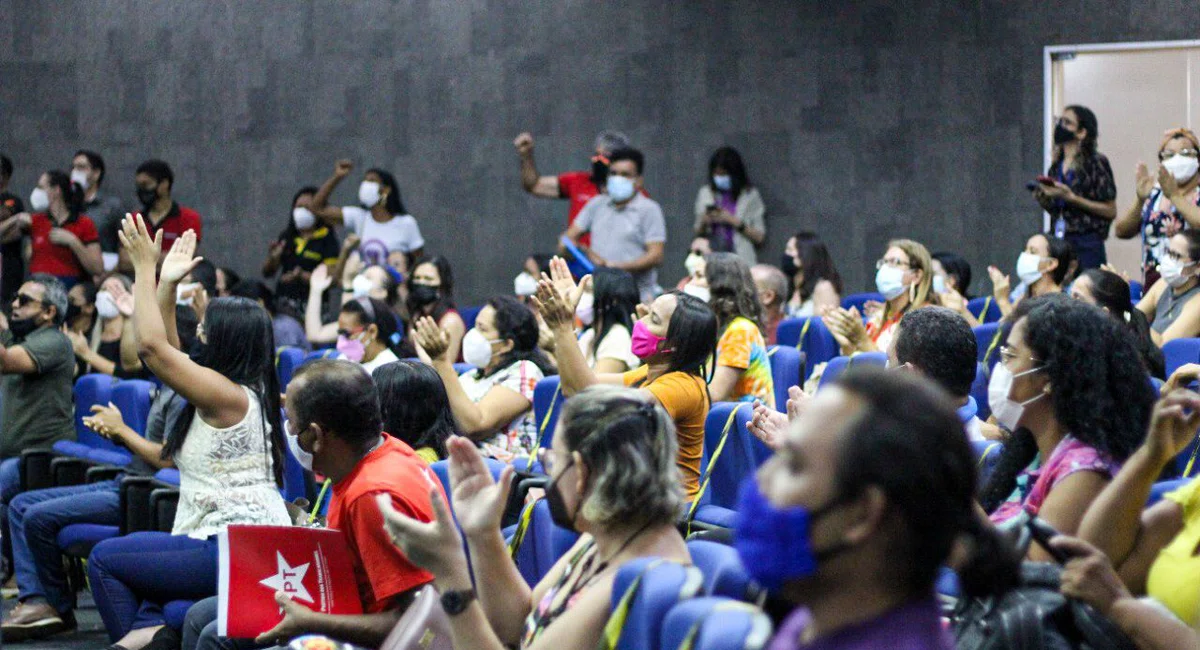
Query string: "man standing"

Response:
xmin=0 ymin=155 xmax=27 ymax=302
xmin=120 ymin=159 xmax=202 ymax=272
xmin=561 ymin=148 xmax=666 ymax=302
xmin=70 ymin=150 xmax=124 ymax=271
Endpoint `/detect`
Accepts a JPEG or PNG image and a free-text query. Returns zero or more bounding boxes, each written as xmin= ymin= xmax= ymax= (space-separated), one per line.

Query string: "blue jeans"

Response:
xmin=182 ymin=596 xmax=270 ymax=650
xmin=8 ymin=480 xmax=120 ymax=614
xmin=88 ymin=532 xmax=218 ymax=642
xmin=0 ymin=456 xmax=24 ymax=576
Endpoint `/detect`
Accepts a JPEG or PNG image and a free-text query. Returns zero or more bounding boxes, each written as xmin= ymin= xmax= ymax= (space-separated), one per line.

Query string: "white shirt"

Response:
xmin=361 ymin=347 xmax=400 ymax=374
xmin=341 ymin=206 xmax=424 ymax=266
xmin=577 ymin=324 xmax=640 ymax=372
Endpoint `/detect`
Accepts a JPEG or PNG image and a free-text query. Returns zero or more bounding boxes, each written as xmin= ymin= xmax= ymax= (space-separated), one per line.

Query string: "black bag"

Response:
xmin=951 ymin=516 xmax=1137 ymax=650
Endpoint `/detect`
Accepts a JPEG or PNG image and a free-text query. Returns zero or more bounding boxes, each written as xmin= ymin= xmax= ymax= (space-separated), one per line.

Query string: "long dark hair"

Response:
xmin=372 ymin=360 xmax=456 ymax=459
xmin=707 ymin=146 xmax=751 ymax=198
xmin=980 ymin=295 xmax=1154 ymax=513
xmin=590 ymin=267 xmax=638 ymax=357
xmin=660 ymin=291 xmax=718 ymax=379
xmin=484 ymin=295 xmax=556 ymax=378
xmin=366 ymin=168 xmax=407 ymax=215
xmin=1079 ymin=269 xmax=1164 ymax=378
xmin=341 ymin=297 xmax=403 ymax=358
xmin=44 ymin=170 xmax=84 ymax=222
xmin=706 ymin=252 xmax=765 ymax=334
xmin=280 ymin=186 xmax=319 ymax=239
xmin=406 ymin=256 xmax=456 ymax=322
xmin=791 ymin=231 xmax=843 ymax=301
xmin=1055 ymin=104 xmax=1100 ymax=163
xmin=161 ymin=297 xmax=285 ymax=487
xmin=932 ymin=251 xmax=972 ymax=298
xmin=1042 ymin=234 xmax=1078 ymax=286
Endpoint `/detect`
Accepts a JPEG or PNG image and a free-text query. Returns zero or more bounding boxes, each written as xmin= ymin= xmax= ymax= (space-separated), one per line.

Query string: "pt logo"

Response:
xmin=258 ymin=551 xmax=314 ymax=604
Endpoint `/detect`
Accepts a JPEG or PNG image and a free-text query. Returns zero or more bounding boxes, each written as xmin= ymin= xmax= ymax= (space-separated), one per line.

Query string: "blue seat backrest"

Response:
xmin=531 ymin=377 xmax=565 ymax=456
xmin=841 ymin=292 xmax=884 ymax=314
xmin=1129 ymin=280 xmax=1144 ymax=303
xmin=1148 ymin=478 xmax=1190 ymax=507
xmin=972 ymin=440 xmax=1004 ymax=489
xmin=1164 ymin=338 xmax=1200 ymax=378
xmin=460 ymin=305 xmax=483 ymax=331
xmin=112 ymin=380 xmax=155 ymax=440
xmin=155 ymin=468 xmax=181 ymax=486
xmin=609 ymin=559 xmax=703 ymax=650
xmin=967 ymin=297 xmax=1002 ymax=324
xmin=452 ymin=362 xmax=476 ymax=375
xmin=1175 ymin=434 xmax=1200 ymax=478
xmin=766 ymin=346 xmax=800 ymax=413
xmin=661 ymin=597 xmax=773 ymax=650
xmin=697 ymin=403 xmax=762 ymax=512
xmin=514 ymin=498 xmax=581 ymax=587
xmin=970 ymin=363 xmax=991 ymax=421
xmin=429 ymin=459 xmax=505 ymax=519
xmin=303 ymin=348 xmax=341 ymax=364
xmin=973 ymin=323 xmax=1004 ymax=371
xmin=685 ymin=540 xmax=754 ymax=600
xmin=279 ymin=425 xmax=310 ymax=504
xmin=74 ymin=374 xmax=116 ymax=446
xmin=817 ymin=352 xmax=887 ymax=391
xmin=276 ymin=347 xmax=306 ymax=389
xmin=775 ymin=317 xmax=838 ymax=381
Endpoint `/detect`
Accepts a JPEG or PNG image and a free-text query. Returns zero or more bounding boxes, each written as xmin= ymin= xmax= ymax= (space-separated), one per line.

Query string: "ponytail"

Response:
xmin=978 ymin=428 xmax=1038 ymax=514
xmin=956 ymin=515 xmax=1022 ymax=600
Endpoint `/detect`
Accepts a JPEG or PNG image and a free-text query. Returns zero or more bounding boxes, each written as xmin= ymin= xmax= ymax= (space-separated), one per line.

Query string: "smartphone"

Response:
xmin=1036 ymin=175 xmax=1056 ymax=186
xmin=706 ymin=204 xmax=718 ymax=213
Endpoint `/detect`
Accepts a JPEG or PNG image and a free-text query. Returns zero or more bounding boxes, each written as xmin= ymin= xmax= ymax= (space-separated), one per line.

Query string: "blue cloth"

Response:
xmin=183 ymin=596 xmax=266 ymax=650
xmin=1 ymin=456 xmax=23 ymax=574
xmin=956 ymin=396 xmax=978 ymax=424
xmin=9 ymin=480 xmax=119 ymax=614
xmin=1065 ymin=231 xmax=1106 ymax=270
xmin=88 ymin=532 xmax=218 ymax=642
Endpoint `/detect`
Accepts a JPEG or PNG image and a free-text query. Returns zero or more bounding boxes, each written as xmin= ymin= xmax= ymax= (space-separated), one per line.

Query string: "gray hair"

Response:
xmin=751 ymin=264 xmax=789 ymax=308
xmin=594 ymin=130 xmax=631 ymax=156
xmin=27 ymin=273 xmax=68 ymax=325
xmin=559 ymin=385 xmax=682 ymax=529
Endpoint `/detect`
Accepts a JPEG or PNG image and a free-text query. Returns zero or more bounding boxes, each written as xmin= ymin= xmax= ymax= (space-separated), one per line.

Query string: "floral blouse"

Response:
xmin=1048 ymin=154 xmax=1117 ymax=237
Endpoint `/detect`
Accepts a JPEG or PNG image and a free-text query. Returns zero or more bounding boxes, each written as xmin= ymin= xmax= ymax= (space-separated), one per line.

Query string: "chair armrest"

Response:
xmin=20 ymin=449 xmax=55 ymax=492
xmin=86 ymin=465 xmax=125 ymax=484
xmin=118 ymin=476 xmax=157 ymax=535
xmin=50 ymin=456 xmax=93 ymax=487
xmin=149 ymin=487 xmax=180 ymax=533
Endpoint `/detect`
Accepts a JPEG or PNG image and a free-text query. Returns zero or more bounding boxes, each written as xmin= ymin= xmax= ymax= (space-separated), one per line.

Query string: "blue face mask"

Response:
xmin=733 ymin=478 xmax=849 ymax=592
xmin=712 ymin=174 xmax=733 ymax=192
xmin=606 ymin=175 xmax=635 ymax=202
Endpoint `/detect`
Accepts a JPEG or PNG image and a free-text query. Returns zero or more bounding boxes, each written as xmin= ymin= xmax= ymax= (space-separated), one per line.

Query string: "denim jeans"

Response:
xmin=0 ymin=456 xmax=24 ymax=576
xmin=88 ymin=532 xmax=218 ymax=642
xmin=182 ymin=596 xmax=271 ymax=650
xmin=8 ymin=480 xmax=120 ymax=614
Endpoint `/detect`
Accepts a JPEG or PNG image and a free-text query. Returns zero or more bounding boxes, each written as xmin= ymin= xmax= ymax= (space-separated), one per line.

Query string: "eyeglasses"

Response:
xmin=336 ymin=328 xmax=364 ymax=339
xmin=14 ymin=294 xmax=43 ymax=308
xmin=1163 ymin=249 xmax=1193 ymax=263
xmin=1160 ymin=149 xmax=1200 ymax=161
xmin=999 ymin=345 xmax=1041 ymax=365
xmin=875 ymin=258 xmax=911 ymax=270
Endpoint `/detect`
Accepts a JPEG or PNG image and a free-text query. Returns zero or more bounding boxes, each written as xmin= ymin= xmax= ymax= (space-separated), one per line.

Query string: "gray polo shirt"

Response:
xmin=574 ymin=193 xmax=667 ymax=301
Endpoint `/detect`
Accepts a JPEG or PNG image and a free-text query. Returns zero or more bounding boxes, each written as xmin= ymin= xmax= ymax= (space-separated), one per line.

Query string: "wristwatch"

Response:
xmin=440 ymin=588 xmax=477 ymax=616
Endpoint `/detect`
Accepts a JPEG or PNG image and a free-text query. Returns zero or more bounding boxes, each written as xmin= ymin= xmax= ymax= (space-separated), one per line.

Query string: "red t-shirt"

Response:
xmin=29 ymin=213 xmax=99 ymax=278
xmin=138 ymin=202 xmax=202 ymax=253
xmin=327 ymin=434 xmax=442 ymax=613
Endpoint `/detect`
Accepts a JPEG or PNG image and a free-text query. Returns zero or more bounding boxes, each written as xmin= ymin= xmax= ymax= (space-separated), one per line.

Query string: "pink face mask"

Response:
xmin=630 ymin=320 xmax=669 ymax=360
xmin=337 ymin=334 xmax=366 ymax=363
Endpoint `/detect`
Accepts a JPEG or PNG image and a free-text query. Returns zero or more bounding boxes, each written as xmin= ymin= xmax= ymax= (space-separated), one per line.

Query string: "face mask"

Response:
xmin=65 ymin=302 xmax=87 ymax=327
xmin=351 ymin=274 xmax=375 ymax=299
xmin=1053 ymin=123 xmax=1077 ymax=145
xmin=987 ymin=362 xmax=1046 ymax=431
xmin=733 ymin=479 xmax=850 ymax=592
xmin=176 ymin=282 xmax=200 ymax=306
xmin=95 ymin=291 xmax=120 ymax=320
xmin=630 ymin=320 xmax=668 ymax=360
xmin=286 ymin=428 xmax=314 ymax=472
xmin=712 ymin=174 xmax=733 ymax=192
xmin=136 ymin=185 xmax=158 ymax=210
xmin=1159 ymin=257 xmax=1194 ymax=288
xmin=683 ymin=282 xmax=711 ymax=303
xmin=513 ymin=272 xmax=538 ymax=297
xmin=1016 ymin=252 xmax=1045 ymax=285
xmin=70 ymin=169 xmax=90 ymax=191
xmin=358 ymin=181 xmax=382 ymax=208
xmin=874 ymin=265 xmax=907 ymax=300
xmin=781 ymin=254 xmax=800 ymax=279
xmin=1163 ymin=154 xmax=1200 ymax=184
xmin=337 ymin=334 xmax=366 ymax=363
xmin=29 ymin=188 xmax=49 ymax=212
xmin=462 ymin=328 xmax=498 ymax=368
xmin=9 ymin=316 xmax=39 ymax=340
xmin=409 ymin=283 xmax=440 ymax=306
xmin=606 ymin=175 xmax=635 ymax=203
xmin=684 ymin=253 xmax=705 ymax=277
xmin=292 ymin=207 xmax=316 ymax=230
xmin=545 ymin=458 xmax=578 ymax=531
xmin=575 ymin=292 xmax=595 ymax=326
xmin=932 ymin=274 xmax=947 ymax=295
xmin=591 ymin=159 xmax=609 ymax=186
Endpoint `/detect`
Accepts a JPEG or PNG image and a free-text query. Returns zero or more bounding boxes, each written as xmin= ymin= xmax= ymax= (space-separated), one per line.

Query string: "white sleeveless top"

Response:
xmin=172 ymin=386 xmax=290 ymax=539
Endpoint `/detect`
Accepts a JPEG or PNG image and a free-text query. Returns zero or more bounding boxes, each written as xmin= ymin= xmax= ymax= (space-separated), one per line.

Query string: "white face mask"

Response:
xmin=575 ymin=292 xmax=595 ymax=326
xmin=1159 ymin=256 xmax=1194 ymax=288
xmin=712 ymin=174 xmax=732 ymax=192
xmin=513 ymin=272 xmax=538 ymax=297
xmin=95 ymin=291 xmax=120 ymax=320
xmin=70 ymin=169 xmax=90 ymax=191
xmin=351 ymin=274 xmax=375 ymax=299
xmin=606 ymin=175 xmax=635 ymax=202
xmin=683 ymin=282 xmax=711 ymax=303
xmin=1162 ymin=154 xmax=1200 ymax=184
xmin=292 ymin=207 xmax=316 ymax=230
xmin=1016 ymin=252 xmax=1045 ymax=286
xmin=932 ymin=274 xmax=947 ymax=295
xmin=874 ymin=265 xmax=907 ymax=300
xmin=358 ymin=181 xmax=382 ymax=208
xmin=29 ymin=187 xmax=49 ymax=212
xmin=286 ymin=428 xmax=314 ymax=472
xmin=987 ymin=362 xmax=1046 ymax=431
xmin=462 ymin=328 xmax=498 ymax=368
xmin=684 ymin=253 xmax=705 ymax=277
xmin=176 ymin=282 xmax=200 ymax=306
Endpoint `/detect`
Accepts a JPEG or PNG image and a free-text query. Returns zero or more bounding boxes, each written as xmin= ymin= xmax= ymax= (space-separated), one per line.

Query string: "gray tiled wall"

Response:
xmin=1 ymin=0 xmax=1195 ymax=302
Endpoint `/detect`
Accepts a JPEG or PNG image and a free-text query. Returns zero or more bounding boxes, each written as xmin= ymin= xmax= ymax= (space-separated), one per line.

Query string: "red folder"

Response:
xmin=218 ymin=525 xmax=363 ymax=638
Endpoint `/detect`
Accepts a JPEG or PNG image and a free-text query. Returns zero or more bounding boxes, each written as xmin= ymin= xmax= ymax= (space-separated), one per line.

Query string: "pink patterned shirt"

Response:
xmin=990 ymin=435 xmax=1119 ymax=525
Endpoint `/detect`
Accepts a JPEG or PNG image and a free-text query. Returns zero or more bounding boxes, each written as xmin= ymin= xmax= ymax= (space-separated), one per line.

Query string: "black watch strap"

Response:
xmin=440 ymin=588 xmax=477 ymax=616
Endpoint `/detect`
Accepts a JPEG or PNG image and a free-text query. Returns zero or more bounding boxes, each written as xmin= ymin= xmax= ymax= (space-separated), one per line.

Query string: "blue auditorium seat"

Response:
xmin=112 ymin=380 xmax=155 ymax=438
xmin=817 ymin=352 xmax=887 ymax=390
xmin=685 ymin=540 xmax=755 ymax=600
xmin=1148 ymin=478 xmax=1190 ymax=507
xmin=766 ymin=346 xmax=800 ymax=413
xmin=1129 ymin=280 xmax=1143 ymax=303
xmin=691 ymin=403 xmax=767 ymax=530
xmin=429 ymin=458 xmax=504 ymax=520
xmin=452 ymin=362 xmax=476 ymax=375
xmin=460 ymin=305 xmax=483 ymax=331
xmin=969 ymin=362 xmax=991 ymax=421
xmin=1164 ymin=338 xmax=1200 ymax=378
xmin=530 ymin=377 xmax=564 ymax=459
xmin=967 ymin=296 xmax=1001 ymax=324
xmin=607 ymin=559 xmax=703 ymax=650
xmin=72 ymin=374 xmax=116 ymax=449
xmin=972 ymin=440 xmax=1003 ymax=489
xmin=841 ymin=292 xmax=884 ymax=314
xmin=660 ymin=597 xmax=773 ymax=650
xmin=512 ymin=498 xmax=580 ymax=587
xmin=155 ymin=468 xmax=181 ymax=486
xmin=276 ymin=346 xmax=306 ymax=389
xmin=775 ymin=317 xmax=839 ymax=381
xmin=973 ymin=323 xmax=1004 ymax=372
xmin=303 ymin=348 xmax=341 ymax=363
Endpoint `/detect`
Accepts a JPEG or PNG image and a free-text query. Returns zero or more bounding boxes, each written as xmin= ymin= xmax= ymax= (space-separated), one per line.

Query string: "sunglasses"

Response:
xmin=14 ymin=294 xmax=43 ymax=308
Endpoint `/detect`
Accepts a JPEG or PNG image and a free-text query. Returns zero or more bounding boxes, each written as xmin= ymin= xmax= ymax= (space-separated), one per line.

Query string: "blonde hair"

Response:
xmin=885 ymin=239 xmax=936 ymax=320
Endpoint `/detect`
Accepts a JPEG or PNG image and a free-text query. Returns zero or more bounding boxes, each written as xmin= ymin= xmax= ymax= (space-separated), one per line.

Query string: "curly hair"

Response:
xmin=705 ymin=252 xmax=765 ymax=334
xmin=980 ymin=294 xmax=1154 ymax=512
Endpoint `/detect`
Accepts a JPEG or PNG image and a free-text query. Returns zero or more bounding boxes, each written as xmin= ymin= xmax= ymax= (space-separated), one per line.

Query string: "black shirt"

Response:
xmin=0 ymin=191 xmax=25 ymax=302
xmin=273 ymin=226 xmax=340 ymax=307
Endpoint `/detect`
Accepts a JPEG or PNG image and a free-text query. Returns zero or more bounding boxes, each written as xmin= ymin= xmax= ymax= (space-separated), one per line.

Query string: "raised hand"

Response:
xmin=159 ymin=229 xmax=203 ymax=285
xmin=334 ymin=159 xmax=353 ymax=178
xmin=413 ymin=316 xmax=451 ymax=361
xmin=747 ymin=402 xmax=788 ymax=450
xmin=1145 ymin=389 xmax=1200 ymax=463
xmin=117 ymin=213 xmax=163 ymax=270
xmin=530 ymin=278 xmax=575 ymax=331
xmin=309 ymin=264 xmax=333 ymax=296
xmin=1135 ymin=162 xmax=1155 ymax=201
xmin=110 ymin=282 xmax=135 ymax=317
xmin=546 ymin=256 xmax=591 ymax=312
xmin=1158 ymin=164 xmax=1181 ymax=199
xmin=786 ymin=385 xmax=811 ymax=421
xmin=513 ymin=132 xmax=534 ymax=157
xmin=988 ymin=266 xmax=1011 ymax=302
xmin=445 ymin=436 xmax=515 ymax=536
xmin=62 ymin=326 xmax=89 ymax=356
xmin=48 ymin=228 xmax=79 ymax=247
xmin=376 ymin=489 xmax=467 ymax=579
xmin=341 ymin=233 xmax=361 ymax=254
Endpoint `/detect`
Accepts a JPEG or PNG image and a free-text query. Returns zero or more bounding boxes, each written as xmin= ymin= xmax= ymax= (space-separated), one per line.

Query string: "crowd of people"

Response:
xmin=0 ymin=103 xmax=1197 ymax=650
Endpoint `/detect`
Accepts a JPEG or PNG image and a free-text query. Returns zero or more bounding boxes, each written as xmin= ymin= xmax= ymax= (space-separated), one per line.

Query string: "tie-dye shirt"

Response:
xmin=716 ymin=316 xmax=775 ymax=406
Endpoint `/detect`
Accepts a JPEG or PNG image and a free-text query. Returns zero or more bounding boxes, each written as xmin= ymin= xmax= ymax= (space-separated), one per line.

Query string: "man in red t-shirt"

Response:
xmin=183 ymin=359 xmax=440 ymax=649
xmin=118 ymin=159 xmax=202 ymax=273
xmin=514 ymin=130 xmax=635 ymax=247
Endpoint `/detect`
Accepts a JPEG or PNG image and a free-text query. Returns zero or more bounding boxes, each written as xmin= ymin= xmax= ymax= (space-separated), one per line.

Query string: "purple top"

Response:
xmin=768 ymin=598 xmax=952 ymax=650
xmin=712 ymin=191 xmax=739 ymax=250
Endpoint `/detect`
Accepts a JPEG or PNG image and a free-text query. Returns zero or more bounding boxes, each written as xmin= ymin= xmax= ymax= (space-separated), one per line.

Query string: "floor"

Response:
xmin=2 ymin=594 xmax=110 ymax=649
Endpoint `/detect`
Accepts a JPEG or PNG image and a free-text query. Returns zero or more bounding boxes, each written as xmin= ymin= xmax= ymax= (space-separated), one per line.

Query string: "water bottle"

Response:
xmin=1053 ymin=216 xmax=1066 ymax=240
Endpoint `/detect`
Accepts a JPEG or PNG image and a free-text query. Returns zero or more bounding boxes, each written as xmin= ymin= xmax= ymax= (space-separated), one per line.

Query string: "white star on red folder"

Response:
xmin=258 ymin=551 xmax=314 ymax=604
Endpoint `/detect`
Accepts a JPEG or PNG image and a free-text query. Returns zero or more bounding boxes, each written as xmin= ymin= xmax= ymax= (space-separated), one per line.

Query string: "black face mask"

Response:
xmin=9 ymin=316 xmax=40 ymax=340
xmin=1053 ymin=124 xmax=1077 ymax=145
xmin=65 ymin=303 xmax=84 ymax=325
xmin=591 ymin=159 xmax=609 ymax=188
xmin=545 ymin=458 xmax=578 ymax=532
xmin=409 ymin=284 xmax=440 ymax=307
xmin=781 ymin=254 xmax=801 ymax=279
xmin=136 ymin=185 xmax=159 ymax=210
